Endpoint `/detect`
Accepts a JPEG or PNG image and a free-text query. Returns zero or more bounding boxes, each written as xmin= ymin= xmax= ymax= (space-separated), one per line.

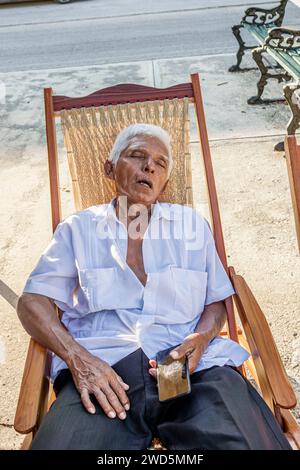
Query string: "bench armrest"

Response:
xmin=14 ymin=338 xmax=49 ymax=434
xmin=243 ymin=1 xmax=287 ymax=27
xmin=264 ymin=27 xmax=300 ymax=49
xmin=228 ymin=267 xmax=297 ymax=409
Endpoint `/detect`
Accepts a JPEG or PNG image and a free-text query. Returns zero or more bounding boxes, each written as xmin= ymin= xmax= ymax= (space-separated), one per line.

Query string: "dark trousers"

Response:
xmin=31 ymin=348 xmax=291 ymax=450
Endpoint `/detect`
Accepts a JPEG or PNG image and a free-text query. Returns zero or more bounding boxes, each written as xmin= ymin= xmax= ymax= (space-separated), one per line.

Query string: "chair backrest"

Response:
xmin=285 ymin=135 xmax=300 ymax=253
xmin=44 ymin=73 xmax=238 ymax=342
xmin=60 ymin=97 xmax=192 ymax=210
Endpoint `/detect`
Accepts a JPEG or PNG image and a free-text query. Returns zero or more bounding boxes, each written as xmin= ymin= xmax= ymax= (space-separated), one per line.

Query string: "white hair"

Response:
xmin=108 ymin=123 xmax=173 ymax=177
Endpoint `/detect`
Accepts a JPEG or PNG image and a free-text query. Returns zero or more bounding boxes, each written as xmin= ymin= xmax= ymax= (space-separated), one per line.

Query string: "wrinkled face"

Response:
xmin=104 ymin=134 xmax=170 ymax=206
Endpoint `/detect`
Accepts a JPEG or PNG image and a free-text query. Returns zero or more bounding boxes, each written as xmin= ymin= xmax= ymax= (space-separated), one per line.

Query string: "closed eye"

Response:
xmin=156 ymin=159 xmax=167 ymax=168
xmin=130 ymin=152 xmax=145 ymax=158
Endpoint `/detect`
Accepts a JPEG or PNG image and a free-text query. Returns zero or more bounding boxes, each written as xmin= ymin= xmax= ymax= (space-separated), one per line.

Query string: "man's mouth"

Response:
xmin=136 ymin=179 xmax=153 ymax=189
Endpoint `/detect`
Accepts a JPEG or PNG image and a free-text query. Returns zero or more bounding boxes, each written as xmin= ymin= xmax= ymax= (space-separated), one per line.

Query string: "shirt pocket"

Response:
xmin=154 ymin=267 xmax=208 ymax=324
xmin=78 ymin=266 xmax=144 ymax=313
xmin=171 ymin=267 xmax=208 ymax=323
xmin=78 ymin=267 xmax=117 ymax=312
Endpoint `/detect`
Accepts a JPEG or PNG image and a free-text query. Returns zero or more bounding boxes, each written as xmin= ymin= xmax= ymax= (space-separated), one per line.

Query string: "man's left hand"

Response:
xmin=148 ymin=332 xmax=208 ymax=379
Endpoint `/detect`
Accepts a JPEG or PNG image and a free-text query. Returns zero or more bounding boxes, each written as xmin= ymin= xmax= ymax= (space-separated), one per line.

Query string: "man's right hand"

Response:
xmin=67 ymin=349 xmax=130 ymax=420
xmin=17 ymin=294 xmax=130 ymax=420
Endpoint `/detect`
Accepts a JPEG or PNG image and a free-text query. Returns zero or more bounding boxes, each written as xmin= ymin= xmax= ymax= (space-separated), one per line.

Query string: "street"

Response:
xmin=1 ymin=0 xmax=300 ymax=72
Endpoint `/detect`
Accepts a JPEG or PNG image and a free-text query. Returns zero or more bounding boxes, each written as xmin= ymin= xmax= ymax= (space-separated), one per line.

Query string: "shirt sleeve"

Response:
xmin=204 ymin=218 xmax=235 ymax=305
xmin=23 ymin=219 xmax=78 ymax=311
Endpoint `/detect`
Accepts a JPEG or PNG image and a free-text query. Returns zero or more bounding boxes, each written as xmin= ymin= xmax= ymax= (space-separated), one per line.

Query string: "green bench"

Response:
xmin=229 ymin=0 xmax=300 ymax=150
xmin=229 ymin=0 xmax=288 ymax=72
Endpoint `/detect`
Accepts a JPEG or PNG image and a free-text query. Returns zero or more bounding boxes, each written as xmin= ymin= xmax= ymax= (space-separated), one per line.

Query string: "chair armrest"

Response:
xmin=14 ymin=338 xmax=49 ymax=434
xmin=228 ymin=266 xmax=297 ymax=409
xmin=243 ymin=2 xmax=287 ymax=27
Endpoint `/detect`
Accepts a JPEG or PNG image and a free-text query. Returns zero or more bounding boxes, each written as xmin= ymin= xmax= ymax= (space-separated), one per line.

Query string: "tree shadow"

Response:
xmin=0 ymin=279 xmax=18 ymax=310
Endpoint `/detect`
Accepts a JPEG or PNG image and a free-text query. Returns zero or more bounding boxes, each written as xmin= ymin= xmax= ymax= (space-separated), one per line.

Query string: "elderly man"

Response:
xmin=17 ymin=124 xmax=291 ymax=450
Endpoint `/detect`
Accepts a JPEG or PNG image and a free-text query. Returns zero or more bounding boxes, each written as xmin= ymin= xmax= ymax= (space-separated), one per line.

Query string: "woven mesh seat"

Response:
xmin=60 ymin=98 xmax=192 ymax=210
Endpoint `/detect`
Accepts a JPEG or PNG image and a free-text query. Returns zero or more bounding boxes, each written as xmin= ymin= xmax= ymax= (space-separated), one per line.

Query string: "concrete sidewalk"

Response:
xmin=0 ymin=52 xmax=299 ymax=449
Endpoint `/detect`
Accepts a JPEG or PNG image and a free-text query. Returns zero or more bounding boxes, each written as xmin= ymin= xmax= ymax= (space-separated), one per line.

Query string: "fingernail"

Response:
xmin=170 ymin=351 xmax=179 ymax=359
xmin=108 ymin=411 xmax=116 ymax=418
xmin=88 ymin=408 xmax=95 ymax=414
xmin=124 ymin=403 xmax=130 ymax=411
xmin=119 ymin=411 xmax=127 ymax=420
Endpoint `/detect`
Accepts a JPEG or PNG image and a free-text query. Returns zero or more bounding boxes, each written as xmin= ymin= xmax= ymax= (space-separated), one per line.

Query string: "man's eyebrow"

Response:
xmin=125 ymin=146 xmax=145 ymax=153
xmin=157 ymin=155 xmax=169 ymax=162
xmin=126 ymin=146 xmax=169 ymax=160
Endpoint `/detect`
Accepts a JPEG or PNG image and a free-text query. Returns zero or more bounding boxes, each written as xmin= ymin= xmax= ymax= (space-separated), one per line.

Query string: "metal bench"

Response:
xmin=229 ymin=1 xmax=300 ymax=150
xmin=229 ymin=0 xmax=288 ymax=73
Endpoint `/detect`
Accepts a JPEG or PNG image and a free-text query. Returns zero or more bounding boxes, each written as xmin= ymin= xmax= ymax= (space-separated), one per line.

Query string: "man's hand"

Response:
xmin=17 ymin=294 xmax=131 ymax=420
xmin=67 ymin=349 xmax=130 ymax=420
xmin=148 ymin=332 xmax=208 ymax=379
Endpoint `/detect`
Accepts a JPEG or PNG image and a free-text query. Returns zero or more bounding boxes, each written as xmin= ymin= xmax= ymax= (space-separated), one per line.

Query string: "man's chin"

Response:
xmin=128 ymin=191 xmax=158 ymax=206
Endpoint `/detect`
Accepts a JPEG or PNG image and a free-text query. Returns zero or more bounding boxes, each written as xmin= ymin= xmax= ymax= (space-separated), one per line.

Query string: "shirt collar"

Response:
xmin=95 ymin=197 xmax=182 ymax=223
xmin=151 ymin=200 xmax=182 ymax=221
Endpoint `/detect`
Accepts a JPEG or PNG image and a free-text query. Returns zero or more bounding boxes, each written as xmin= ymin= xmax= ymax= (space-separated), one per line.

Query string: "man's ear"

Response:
xmin=104 ymin=160 xmax=115 ymax=181
xmin=161 ymin=178 xmax=169 ymax=193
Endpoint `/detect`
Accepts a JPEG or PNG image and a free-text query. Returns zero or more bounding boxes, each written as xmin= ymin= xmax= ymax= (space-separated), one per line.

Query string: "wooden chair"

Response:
xmin=285 ymin=135 xmax=300 ymax=254
xmin=14 ymin=73 xmax=300 ymax=449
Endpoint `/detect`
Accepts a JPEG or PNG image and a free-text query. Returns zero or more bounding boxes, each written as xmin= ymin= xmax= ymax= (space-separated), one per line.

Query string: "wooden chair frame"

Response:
xmin=285 ymin=135 xmax=300 ymax=254
xmin=14 ymin=73 xmax=300 ymax=449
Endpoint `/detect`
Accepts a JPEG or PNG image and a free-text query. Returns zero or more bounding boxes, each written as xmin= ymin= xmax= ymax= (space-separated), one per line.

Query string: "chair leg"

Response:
xmin=229 ymin=25 xmax=257 ymax=72
xmin=248 ymin=47 xmax=290 ymax=105
xmin=280 ymin=408 xmax=300 ymax=450
xmin=20 ymin=433 xmax=33 ymax=450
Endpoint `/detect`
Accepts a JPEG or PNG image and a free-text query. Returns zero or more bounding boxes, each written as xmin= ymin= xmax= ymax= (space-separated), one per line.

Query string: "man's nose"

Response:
xmin=143 ymin=156 xmax=155 ymax=173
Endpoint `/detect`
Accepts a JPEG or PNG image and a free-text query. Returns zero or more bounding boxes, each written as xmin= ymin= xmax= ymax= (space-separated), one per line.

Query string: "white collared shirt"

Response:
xmin=24 ymin=199 xmax=249 ymax=380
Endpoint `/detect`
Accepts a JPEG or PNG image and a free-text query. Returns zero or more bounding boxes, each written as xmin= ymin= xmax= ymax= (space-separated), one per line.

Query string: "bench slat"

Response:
xmin=283 ymin=49 xmax=300 ymax=68
xmin=267 ymin=47 xmax=300 ymax=79
xmin=243 ymin=23 xmax=273 ymax=45
xmin=243 ymin=23 xmax=300 ymax=80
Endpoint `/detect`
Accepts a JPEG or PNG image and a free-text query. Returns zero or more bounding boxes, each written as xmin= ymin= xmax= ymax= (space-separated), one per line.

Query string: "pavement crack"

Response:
xmin=0 ymin=422 xmax=14 ymax=428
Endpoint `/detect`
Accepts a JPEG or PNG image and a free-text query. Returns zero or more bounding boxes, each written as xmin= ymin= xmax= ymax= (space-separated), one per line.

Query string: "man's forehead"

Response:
xmin=124 ymin=134 xmax=170 ymax=157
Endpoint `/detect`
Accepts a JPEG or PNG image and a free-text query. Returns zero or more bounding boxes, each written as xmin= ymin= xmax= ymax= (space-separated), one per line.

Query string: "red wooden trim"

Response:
xmin=53 ymin=82 xmax=194 ymax=112
xmin=285 ymin=135 xmax=300 ymax=253
xmin=14 ymin=339 xmax=47 ymax=434
xmin=191 ymin=73 xmax=238 ymax=343
xmin=44 ymin=88 xmax=62 ymax=232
